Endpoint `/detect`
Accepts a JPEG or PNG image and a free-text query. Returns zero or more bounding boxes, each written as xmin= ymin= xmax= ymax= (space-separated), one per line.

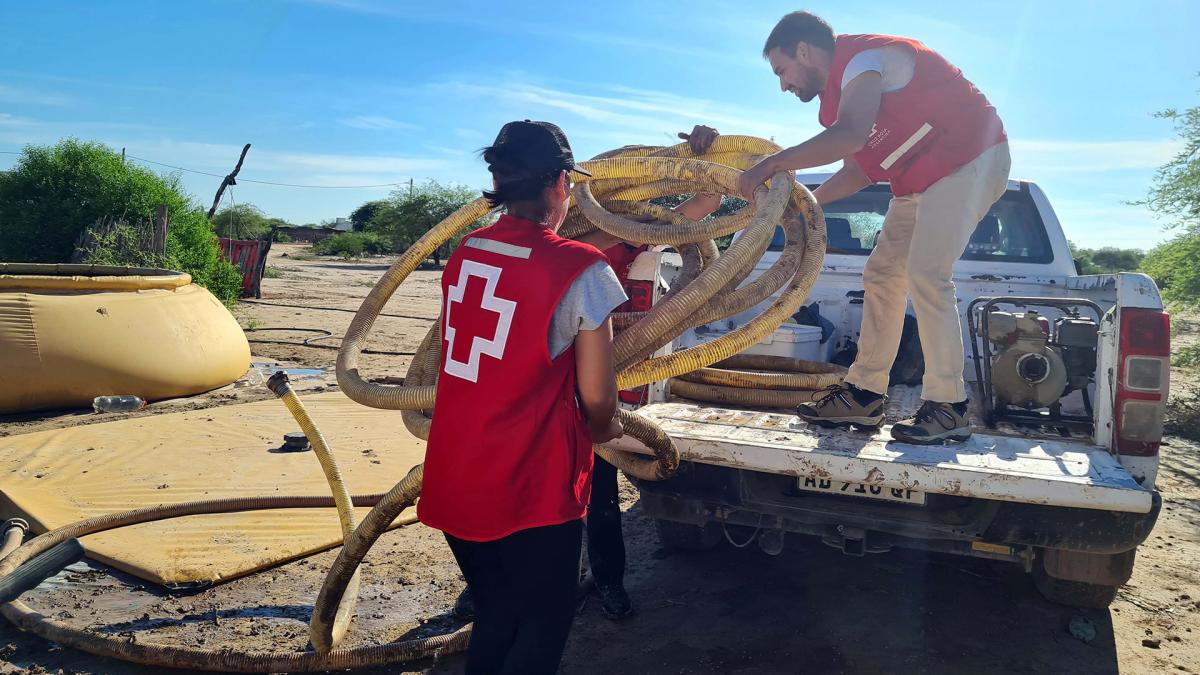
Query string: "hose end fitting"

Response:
xmin=266 ymin=371 xmax=291 ymax=397
xmin=2 ymin=518 xmax=29 ymax=535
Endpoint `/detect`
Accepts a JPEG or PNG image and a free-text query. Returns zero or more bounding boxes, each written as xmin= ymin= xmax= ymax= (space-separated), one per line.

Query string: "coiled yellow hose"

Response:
xmin=320 ymin=137 xmax=827 ymax=658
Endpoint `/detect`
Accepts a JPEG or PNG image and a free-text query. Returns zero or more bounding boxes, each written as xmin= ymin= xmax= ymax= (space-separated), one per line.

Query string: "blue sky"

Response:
xmin=1 ymin=0 xmax=1195 ymax=248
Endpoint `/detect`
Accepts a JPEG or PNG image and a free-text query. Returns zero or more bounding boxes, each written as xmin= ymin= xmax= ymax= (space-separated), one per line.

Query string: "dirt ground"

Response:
xmin=1 ymin=242 xmax=1197 ymax=674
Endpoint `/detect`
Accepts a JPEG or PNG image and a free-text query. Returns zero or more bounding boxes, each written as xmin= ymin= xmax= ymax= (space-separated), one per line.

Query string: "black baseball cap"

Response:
xmin=489 ymin=120 xmax=592 ymax=178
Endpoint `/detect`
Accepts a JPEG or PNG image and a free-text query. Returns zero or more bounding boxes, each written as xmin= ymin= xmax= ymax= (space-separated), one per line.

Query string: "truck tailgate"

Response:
xmin=607 ymin=402 xmax=1154 ymax=514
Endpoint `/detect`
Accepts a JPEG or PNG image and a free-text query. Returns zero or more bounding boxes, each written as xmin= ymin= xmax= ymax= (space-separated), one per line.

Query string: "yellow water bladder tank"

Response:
xmin=0 ymin=263 xmax=251 ymax=414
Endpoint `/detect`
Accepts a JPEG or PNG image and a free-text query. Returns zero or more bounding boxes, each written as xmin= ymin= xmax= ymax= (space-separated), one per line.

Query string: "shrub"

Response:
xmin=312 ymin=232 xmax=390 ymax=257
xmin=1141 ymin=228 xmax=1200 ymax=310
xmin=0 ymin=139 xmax=240 ymax=304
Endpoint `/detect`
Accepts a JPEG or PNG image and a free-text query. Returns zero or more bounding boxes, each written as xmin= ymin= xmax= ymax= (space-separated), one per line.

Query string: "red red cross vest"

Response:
xmin=603 ymin=242 xmax=648 ymax=311
xmin=418 ymin=214 xmax=606 ymax=542
xmin=818 ymin=34 xmax=1007 ymax=197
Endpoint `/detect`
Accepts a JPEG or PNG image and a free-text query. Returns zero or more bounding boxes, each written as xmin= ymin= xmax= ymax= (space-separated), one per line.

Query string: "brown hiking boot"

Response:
xmin=796 ymin=383 xmax=886 ymax=428
xmin=890 ymin=400 xmax=972 ymax=444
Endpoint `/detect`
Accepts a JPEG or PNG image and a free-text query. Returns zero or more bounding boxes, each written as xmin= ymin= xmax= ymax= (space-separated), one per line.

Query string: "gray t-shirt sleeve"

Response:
xmin=547 ymin=260 xmax=629 ymax=359
xmin=842 ymin=45 xmax=916 ymax=92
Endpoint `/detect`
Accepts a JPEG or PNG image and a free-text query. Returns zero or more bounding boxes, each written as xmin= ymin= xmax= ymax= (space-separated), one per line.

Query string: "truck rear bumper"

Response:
xmin=607 ymin=402 xmax=1156 ymax=514
xmin=635 ymin=461 xmax=1161 ymax=556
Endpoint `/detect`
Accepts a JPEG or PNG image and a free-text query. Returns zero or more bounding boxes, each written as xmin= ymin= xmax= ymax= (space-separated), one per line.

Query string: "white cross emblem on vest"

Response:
xmin=443 ymin=260 xmax=517 ymax=383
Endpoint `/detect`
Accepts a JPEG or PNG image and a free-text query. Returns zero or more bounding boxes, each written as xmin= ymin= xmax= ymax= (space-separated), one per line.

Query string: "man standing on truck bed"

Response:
xmin=707 ymin=10 xmax=1011 ymax=443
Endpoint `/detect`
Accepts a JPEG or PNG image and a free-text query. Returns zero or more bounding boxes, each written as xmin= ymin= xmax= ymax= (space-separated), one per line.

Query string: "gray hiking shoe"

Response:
xmin=891 ymin=400 xmax=972 ymax=444
xmin=796 ymin=383 xmax=886 ymax=428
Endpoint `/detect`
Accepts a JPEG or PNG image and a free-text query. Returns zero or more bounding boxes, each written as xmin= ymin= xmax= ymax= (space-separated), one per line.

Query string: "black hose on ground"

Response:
xmin=244 ymin=327 xmax=416 ymax=356
xmin=0 ymin=498 xmax=451 ymax=672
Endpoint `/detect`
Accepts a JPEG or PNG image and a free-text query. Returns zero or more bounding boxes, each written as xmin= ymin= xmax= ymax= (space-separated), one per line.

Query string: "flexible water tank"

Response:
xmin=0 ymin=263 xmax=250 ymax=414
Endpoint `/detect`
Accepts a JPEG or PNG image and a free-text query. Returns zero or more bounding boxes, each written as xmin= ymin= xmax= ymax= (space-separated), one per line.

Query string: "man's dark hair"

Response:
xmin=762 ymin=11 xmax=835 ymax=58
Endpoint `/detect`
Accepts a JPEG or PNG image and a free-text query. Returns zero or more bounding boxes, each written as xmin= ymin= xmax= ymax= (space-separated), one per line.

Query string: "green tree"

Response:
xmin=367 ymin=180 xmax=481 ymax=264
xmin=1091 ymin=247 xmax=1144 ymax=273
xmin=1068 ymin=242 xmax=1146 ymax=275
xmin=350 ymin=199 xmax=385 ymax=232
xmin=1141 ymin=105 xmax=1200 ymax=230
xmin=0 ymin=139 xmax=241 ymax=304
xmin=1139 ymin=92 xmax=1200 ymax=309
xmin=1142 ymin=234 xmax=1200 ymax=307
xmin=212 ymin=202 xmax=271 ymax=240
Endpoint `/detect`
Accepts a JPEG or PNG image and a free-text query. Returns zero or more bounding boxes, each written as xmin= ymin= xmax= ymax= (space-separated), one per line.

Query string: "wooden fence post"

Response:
xmin=154 ymin=204 xmax=170 ymax=256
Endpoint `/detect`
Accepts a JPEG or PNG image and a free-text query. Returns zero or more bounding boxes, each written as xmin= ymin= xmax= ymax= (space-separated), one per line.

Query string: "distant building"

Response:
xmin=275 ymin=216 xmax=354 ymax=242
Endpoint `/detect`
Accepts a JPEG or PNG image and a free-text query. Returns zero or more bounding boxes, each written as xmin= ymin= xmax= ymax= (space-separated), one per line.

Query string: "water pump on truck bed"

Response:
xmin=967 ymin=296 xmax=1104 ymax=432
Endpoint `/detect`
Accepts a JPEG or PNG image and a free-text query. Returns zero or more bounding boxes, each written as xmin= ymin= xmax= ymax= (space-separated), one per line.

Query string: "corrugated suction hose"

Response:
xmin=266 ymin=372 xmax=362 ymax=652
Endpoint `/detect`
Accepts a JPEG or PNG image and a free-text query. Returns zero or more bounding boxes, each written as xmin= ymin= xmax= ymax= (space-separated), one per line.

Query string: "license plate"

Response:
xmin=796 ymin=475 xmax=927 ymax=505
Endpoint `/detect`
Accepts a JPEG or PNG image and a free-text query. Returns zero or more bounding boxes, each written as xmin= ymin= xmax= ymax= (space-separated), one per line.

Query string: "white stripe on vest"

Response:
xmin=465 ymin=237 xmax=533 ymax=259
xmin=879 ymin=122 xmax=933 ymax=171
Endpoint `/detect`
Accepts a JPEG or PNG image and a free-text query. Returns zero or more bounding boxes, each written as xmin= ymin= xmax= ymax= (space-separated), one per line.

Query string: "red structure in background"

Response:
xmin=218 ymin=238 xmax=272 ymax=299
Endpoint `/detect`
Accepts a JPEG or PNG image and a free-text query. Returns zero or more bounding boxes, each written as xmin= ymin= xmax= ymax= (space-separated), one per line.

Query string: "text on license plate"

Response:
xmin=797 ymin=476 xmax=927 ymax=505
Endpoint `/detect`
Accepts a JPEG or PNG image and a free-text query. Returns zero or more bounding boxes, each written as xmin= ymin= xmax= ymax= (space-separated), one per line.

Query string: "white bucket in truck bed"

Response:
xmin=606 ymin=402 xmax=1153 ymax=514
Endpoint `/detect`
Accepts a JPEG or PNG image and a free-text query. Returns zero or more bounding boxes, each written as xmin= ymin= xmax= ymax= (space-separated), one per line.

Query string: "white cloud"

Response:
xmin=257 ymin=148 xmax=447 ymax=174
xmin=339 ymin=115 xmax=419 ymax=131
xmin=431 ymin=79 xmax=819 ymax=153
xmin=1011 ymin=138 xmax=1180 ymax=174
xmin=117 ymin=138 xmax=455 ymax=177
xmin=0 ymin=71 xmax=167 ymax=95
xmin=295 ymin=0 xmax=467 ymax=23
xmin=296 ymin=0 xmax=404 ymax=16
xmin=1050 ymin=198 xmax=1167 ymax=248
xmin=454 ymin=128 xmax=486 ymax=141
xmin=423 ymin=144 xmax=472 ymax=157
xmin=0 ymin=113 xmax=39 ymax=128
xmin=0 ymin=84 xmax=73 ymax=107
xmin=295 ymin=0 xmax=750 ymax=66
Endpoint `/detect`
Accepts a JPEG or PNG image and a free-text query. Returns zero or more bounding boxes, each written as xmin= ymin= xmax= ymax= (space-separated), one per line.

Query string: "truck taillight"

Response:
xmin=1115 ymin=308 xmax=1170 ymax=457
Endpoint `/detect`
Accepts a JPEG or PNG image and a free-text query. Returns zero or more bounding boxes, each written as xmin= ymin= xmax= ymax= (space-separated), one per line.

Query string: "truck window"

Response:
xmin=770 ymin=184 xmax=1054 ymax=264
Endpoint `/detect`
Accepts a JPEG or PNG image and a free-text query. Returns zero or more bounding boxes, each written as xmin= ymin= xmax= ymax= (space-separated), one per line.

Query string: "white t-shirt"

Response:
xmin=841 ymin=45 xmax=916 ymax=92
xmin=547 ymin=260 xmax=628 ymax=359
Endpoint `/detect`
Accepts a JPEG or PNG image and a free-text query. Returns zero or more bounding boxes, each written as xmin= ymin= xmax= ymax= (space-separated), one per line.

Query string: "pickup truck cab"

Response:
xmin=609 ymin=175 xmax=1168 ymax=608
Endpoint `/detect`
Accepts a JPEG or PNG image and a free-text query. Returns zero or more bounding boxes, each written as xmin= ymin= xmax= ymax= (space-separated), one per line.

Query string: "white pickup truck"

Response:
xmin=610 ymin=174 xmax=1168 ymax=609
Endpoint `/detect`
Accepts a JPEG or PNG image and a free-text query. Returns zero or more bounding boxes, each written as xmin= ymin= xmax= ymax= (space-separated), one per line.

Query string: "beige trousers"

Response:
xmin=844 ymin=142 xmax=1012 ymax=403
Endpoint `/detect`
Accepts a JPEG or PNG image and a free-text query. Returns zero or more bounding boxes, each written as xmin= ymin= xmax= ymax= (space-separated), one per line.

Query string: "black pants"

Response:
xmin=586 ymin=454 xmax=625 ymax=587
xmin=445 ymin=520 xmax=583 ymax=675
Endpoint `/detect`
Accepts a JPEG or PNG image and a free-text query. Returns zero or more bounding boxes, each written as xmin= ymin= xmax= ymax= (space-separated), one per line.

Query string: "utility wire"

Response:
xmin=126 ymin=150 xmax=408 ymax=186
xmin=0 ymin=149 xmax=410 ymax=189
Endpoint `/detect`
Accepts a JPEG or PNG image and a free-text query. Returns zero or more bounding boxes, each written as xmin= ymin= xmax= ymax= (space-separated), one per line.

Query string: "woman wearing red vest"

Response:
xmin=418 ymin=120 xmax=625 ymax=674
xmin=704 ymin=10 xmax=1011 ymax=444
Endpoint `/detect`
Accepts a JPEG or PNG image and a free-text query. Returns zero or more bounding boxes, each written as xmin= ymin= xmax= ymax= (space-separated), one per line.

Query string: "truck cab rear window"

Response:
xmin=770 ymin=184 xmax=1054 ymax=264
